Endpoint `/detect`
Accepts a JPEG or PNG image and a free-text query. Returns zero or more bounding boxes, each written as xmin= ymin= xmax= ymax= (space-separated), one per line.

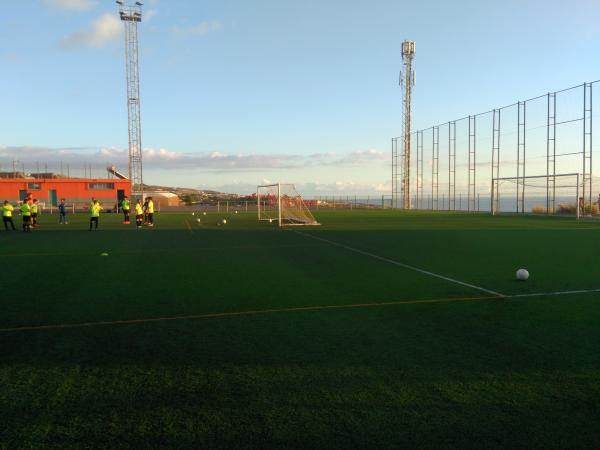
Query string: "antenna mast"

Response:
xmin=117 ymin=1 xmax=144 ymax=198
xmin=400 ymin=40 xmax=415 ymax=209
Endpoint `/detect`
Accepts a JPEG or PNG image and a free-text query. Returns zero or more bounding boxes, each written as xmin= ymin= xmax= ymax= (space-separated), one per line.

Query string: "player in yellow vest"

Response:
xmin=135 ymin=199 xmax=144 ymax=229
xmin=121 ymin=196 xmax=131 ymax=225
xmin=89 ymin=199 xmax=103 ymax=231
xmin=31 ymin=199 xmax=39 ymax=227
xmin=2 ymin=201 xmax=15 ymax=231
xmin=146 ymin=197 xmax=155 ymax=227
xmin=21 ymin=200 xmax=32 ymax=232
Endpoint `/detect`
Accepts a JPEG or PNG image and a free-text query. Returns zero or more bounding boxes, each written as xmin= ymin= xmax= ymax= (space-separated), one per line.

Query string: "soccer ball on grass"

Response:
xmin=516 ymin=268 xmax=529 ymax=281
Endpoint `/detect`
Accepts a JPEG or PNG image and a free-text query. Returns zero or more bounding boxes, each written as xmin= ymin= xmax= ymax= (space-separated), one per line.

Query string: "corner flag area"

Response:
xmin=2 ymin=210 xmax=600 ymax=448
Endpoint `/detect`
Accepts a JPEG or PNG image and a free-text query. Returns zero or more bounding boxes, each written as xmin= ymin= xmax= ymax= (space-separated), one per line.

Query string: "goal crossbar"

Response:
xmin=491 ymin=173 xmax=581 ymax=218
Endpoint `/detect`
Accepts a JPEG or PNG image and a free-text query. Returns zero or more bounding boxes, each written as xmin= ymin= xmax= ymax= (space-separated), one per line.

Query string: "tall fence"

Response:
xmin=392 ymin=80 xmax=600 ymax=215
xmin=191 ymin=195 xmax=395 ymax=213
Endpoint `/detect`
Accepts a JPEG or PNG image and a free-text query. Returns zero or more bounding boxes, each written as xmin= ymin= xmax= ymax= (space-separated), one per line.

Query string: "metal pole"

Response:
xmin=577 ymin=174 xmax=580 ymax=220
xmin=277 ymin=183 xmax=282 ymax=227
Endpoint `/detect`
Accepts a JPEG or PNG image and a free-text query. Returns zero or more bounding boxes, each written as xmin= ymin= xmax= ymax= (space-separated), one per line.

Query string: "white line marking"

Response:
xmin=509 ymin=288 xmax=600 ymax=298
xmin=294 ymin=231 xmax=505 ymax=297
xmin=184 ymin=219 xmax=194 ymax=234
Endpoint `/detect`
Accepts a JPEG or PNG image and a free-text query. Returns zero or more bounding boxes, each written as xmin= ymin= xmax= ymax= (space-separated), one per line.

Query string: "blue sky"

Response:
xmin=0 ymin=0 xmax=599 ymax=194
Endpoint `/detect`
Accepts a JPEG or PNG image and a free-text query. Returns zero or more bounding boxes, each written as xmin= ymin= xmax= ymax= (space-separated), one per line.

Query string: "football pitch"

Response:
xmin=1 ymin=210 xmax=599 ymax=448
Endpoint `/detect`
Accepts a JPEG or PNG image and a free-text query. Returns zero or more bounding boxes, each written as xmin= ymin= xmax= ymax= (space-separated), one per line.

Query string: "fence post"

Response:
xmin=218 ymin=201 xmax=220 ymax=212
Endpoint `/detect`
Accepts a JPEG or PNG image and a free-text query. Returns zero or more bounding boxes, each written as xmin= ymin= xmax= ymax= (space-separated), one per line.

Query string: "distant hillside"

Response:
xmin=142 ymin=184 xmax=245 ymax=204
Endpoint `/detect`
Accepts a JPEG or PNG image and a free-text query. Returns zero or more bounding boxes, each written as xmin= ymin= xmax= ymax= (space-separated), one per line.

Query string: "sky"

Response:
xmin=0 ymin=0 xmax=599 ymax=195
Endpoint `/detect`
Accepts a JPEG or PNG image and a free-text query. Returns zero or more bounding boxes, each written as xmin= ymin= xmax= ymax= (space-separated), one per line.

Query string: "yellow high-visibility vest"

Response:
xmin=147 ymin=201 xmax=154 ymax=214
xmin=89 ymin=203 xmax=102 ymax=217
xmin=2 ymin=204 xmax=13 ymax=217
xmin=135 ymin=204 xmax=143 ymax=215
xmin=21 ymin=203 xmax=31 ymax=217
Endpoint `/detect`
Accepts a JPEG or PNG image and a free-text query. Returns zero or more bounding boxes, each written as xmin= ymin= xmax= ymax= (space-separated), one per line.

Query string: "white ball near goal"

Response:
xmin=222 ymin=219 xmax=227 ymax=224
xmin=196 ymin=218 xmax=201 ymax=223
xmin=516 ymin=268 xmax=529 ymax=281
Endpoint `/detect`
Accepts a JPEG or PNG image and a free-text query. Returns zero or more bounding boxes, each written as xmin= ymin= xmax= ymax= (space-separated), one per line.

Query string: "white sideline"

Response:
xmin=509 ymin=288 xmax=600 ymax=298
xmin=293 ymin=231 xmax=505 ymax=298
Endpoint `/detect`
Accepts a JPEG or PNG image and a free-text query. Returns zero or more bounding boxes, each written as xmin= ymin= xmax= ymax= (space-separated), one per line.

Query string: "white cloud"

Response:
xmin=195 ymin=181 xmax=391 ymax=197
xmin=172 ymin=20 xmax=221 ymax=36
xmin=0 ymin=146 xmax=387 ymax=172
xmin=60 ymin=14 xmax=121 ymax=49
xmin=43 ymin=0 xmax=97 ymax=11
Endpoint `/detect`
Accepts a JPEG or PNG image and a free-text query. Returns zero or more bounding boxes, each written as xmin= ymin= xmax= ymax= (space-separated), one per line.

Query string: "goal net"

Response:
xmin=257 ymin=183 xmax=320 ymax=226
xmin=491 ymin=173 xmax=588 ymax=218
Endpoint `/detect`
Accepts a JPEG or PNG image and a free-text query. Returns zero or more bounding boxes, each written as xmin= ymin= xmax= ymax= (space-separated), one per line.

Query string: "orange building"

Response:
xmin=0 ymin=177 xmax=131 ymax=208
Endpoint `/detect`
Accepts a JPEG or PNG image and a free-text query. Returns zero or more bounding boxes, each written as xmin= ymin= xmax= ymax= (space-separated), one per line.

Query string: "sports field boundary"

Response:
xmin=293 ymin=230 xmax=505 ymax=297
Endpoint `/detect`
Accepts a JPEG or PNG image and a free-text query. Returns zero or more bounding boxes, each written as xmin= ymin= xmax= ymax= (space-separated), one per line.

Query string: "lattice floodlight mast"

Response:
xmin=399 ymin=40 xmax=415 ymax=209
xmin=117 ymin=1 xmax=143 ymax=198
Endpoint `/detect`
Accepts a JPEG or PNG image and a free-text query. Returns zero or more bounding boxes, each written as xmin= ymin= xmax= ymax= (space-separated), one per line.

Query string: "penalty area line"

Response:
xmin=2 ymin=289 xmax=598 ymax=333
xmin=293 ymin=231 xmax=505 ymax=298
xmin=0 ymin=295 xmax=497 ymax=333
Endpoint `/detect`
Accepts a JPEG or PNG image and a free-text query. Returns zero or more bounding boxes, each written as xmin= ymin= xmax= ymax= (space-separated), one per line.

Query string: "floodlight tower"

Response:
xmin=400 ymin=40 xmax=415 ymax=209
xmin=116 ymin=1 xmax=144 ymax=197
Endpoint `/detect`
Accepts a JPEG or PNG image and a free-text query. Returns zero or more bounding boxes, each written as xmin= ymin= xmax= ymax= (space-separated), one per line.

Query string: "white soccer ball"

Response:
xmin=192 ymin=212 xmax=195 ymax=216
xmin=269 ymin=218 xmax=273 ymax=223
xmin=222 ymin=219 xmax=227 ymax=224
xmin=203 ymin=212 xmax=207 ymax=216
xmin=516 ymin=268 xmax=529 ymax=281
xmin=196 ymin=218 xmax=201 ymax=223
xmin=235 ymin=210 xmax=239 ymax=214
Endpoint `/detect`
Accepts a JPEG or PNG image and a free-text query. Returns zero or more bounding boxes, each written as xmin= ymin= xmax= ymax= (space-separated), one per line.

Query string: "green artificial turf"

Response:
xmin=1 ymin=210 xmax=599 ymax=448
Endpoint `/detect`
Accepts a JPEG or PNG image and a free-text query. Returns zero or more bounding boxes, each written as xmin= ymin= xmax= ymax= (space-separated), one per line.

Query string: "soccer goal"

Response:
xmin=491 ymin=173 xmax=584 ymax=218
xmin=257 ymin=183 xmax=320 ymax=226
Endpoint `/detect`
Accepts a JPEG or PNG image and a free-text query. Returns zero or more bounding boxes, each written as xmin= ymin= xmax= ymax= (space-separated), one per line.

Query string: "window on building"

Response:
xmin=28 ymin=182 xmax=42 ymax=190
xmin=89 ymin=183 xmax=115 ymax=190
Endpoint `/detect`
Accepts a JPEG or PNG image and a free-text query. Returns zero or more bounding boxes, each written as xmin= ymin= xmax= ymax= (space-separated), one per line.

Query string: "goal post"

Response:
xmin=491 ymin=173 xmax=583 ymax=219
xmin=257 ymin=183 xmax=320 ymax=226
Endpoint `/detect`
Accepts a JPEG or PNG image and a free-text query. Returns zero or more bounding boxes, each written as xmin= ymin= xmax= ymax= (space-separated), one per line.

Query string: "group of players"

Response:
xmin=2 ymin=193 xmax=41 ymax=232
xmin=1 ymin=193 xmax=155 ymax=232
xmin=118 ymin=196 xmax=155 ymax=230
